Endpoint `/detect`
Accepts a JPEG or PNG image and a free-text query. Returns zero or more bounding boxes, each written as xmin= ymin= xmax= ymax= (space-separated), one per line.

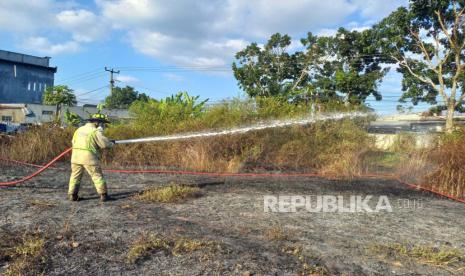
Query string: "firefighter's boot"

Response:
xmin=68 ymin=193 xmax=80 ymax=202
xmin=100 ymin=193 xmax=111 ymax=202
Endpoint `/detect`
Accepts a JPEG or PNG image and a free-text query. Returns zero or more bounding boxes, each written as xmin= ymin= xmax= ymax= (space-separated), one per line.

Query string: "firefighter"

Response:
xmin=68 ymin=113 xmax=115 ymax=202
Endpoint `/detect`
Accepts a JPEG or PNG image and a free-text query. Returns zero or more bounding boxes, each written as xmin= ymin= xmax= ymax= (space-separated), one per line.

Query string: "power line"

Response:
xmin=116 ymin=81 xmax=172 ymax=96
xmin=58 ymin=72 xmax=107 ymax=85
xmin=55 ymin=67 xmax=102 ymax=83
xmin=75 ymin=85 xmax=110 ymax=97
xmin=115 ymin=65 xmax=231 ymax=70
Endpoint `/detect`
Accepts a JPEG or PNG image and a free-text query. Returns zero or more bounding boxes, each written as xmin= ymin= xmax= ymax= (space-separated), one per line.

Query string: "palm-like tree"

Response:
xmin=43 ymin=85 xmax=77 ymax=122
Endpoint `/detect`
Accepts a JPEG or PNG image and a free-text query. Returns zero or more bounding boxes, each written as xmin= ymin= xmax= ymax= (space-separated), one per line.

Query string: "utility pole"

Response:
xmin=105 ymin=67 xmax=120 ymax=94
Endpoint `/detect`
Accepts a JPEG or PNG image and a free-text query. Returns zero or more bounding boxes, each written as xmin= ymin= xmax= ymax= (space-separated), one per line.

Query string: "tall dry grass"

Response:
xmin=372 ymin=130 xmax=465 ymax=199
xmin=102 ymin=119 xmax=373 ymax=177
xmin=1 ymin=98 xmax=373 ymax=179
xmin=0 ymin=125 xmax=74 ymax=163
xmin=426 ymin=130 xmax=465 ymax=198
xmin=1 ymin=119 xmax=372 ymax=179
xmin=390 ymin=132 xmax=433 ymax=182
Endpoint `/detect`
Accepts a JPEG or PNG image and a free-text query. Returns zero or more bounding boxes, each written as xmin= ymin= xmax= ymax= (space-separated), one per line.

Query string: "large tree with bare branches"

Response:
xmin=375 ymin=0 xmax=465 ymax=131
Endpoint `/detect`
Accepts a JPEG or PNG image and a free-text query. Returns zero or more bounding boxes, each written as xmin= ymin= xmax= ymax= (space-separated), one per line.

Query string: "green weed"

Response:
xmin=371 ymin=243 xmax=465 ymax=271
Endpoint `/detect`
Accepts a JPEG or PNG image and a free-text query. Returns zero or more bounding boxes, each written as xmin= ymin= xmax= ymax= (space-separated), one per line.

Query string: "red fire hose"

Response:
xmin=0 ymin=148 xmax=72 ymax=186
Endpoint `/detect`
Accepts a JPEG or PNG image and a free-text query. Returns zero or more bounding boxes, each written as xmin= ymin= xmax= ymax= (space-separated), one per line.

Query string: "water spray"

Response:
xmin=115 ymin=111 xmax=370 ymax=144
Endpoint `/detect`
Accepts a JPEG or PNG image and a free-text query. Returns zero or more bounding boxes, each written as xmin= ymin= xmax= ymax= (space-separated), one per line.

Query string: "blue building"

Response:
xmin=0 ymin=50 xmax=57 ymax=104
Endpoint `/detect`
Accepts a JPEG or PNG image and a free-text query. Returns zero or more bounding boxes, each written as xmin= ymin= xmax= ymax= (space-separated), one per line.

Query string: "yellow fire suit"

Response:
xmin=68 ymin=123 xmax=114 ymax=196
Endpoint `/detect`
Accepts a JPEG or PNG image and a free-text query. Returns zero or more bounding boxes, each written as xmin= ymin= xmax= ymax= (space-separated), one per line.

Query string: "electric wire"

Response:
xmin=55 ymin=67 xmax=102 ymax=83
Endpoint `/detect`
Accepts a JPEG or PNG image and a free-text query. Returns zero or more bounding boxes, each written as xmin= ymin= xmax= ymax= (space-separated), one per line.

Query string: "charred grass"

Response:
xmin=263 ymin=226 xmax=327 ymax=275
xmin=281 ymin=245 xmax=329 ymax=276
xmin=264 ymin=226 xmax=290 ymax=242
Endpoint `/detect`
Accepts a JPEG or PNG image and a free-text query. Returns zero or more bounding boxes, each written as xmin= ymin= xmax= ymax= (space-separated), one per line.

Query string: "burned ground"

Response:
xmin=1 ymin=163 xmax=465 ymax=275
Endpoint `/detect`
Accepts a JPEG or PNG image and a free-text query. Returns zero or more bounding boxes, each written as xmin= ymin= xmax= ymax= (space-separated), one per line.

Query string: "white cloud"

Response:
xmin=96 ymin=0 xmax=223 ymax=38
xmin=163 ymin=73 xmax=184 ymax=82
xmin=56 ymin=9 xmax=107 ymax=43
xmin=352 ymin=0 xmax=408 ymax=20
xmin=221 ymin=0 xmax=357 ymax=38
xmin=99 ymin=0 xmax=360 ymax=67
xmin=116 ymin=75 xmax=139 ymax=83
xmin=3 ymin=0 xmax=408 ymax=65
xmin=95 ymin=0 xmax=160 ymax=28
xmin=21 ymin=36 xmax=80 ymax=55
xmin=288 ymin=39 xmax=304 ymax=52
xmin=0 ymin=1 xmax=105 ymax=55
xmin=0 ymin=0 xmax=55 ymax=32
xmin=317 ymin=28 xmax=339 ymax=37
xmin=99 ymin=0 xmax=406 ymax=68
xmin=96 ymin=0 xmax=358 ymax=39
xmin=317 ymin=21 xmax=375 ymax=37
xmin=129 ymin=30 xmax=248 ymax=67
xmin=346 ymin=21 xmax=373 ymax=32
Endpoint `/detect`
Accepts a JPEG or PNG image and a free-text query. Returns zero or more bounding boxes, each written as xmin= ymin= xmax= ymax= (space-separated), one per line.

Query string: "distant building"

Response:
xmin=0 ymin=104 xmax=131 ymax=126
xmin=0 ymin=50 xmax=57 ymax=104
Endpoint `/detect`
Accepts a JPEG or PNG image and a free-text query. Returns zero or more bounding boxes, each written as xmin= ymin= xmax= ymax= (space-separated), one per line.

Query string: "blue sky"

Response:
xmin=0 ymin=0 xmax=428 ymax=114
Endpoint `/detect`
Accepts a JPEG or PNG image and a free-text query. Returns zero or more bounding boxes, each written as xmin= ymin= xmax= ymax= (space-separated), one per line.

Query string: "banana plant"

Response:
xmin=64 ymin=109 xmax=82 ymax=127
xmin=159 ymin=91 xmax=208 ymax=118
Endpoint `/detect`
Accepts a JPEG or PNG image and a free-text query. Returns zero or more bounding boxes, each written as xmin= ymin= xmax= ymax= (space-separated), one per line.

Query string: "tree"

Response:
xmin=326 ymin=28 xmax=388 ymax=104
xmin=286 ymin=33 xmax=338 ymax=103
xmin=296 ymin=29 xmax=388 ymax=105
xmin=232 ymin=31 xmax=387 ymax=105
xmin=104 ymin=86 xmax=149 ymax=109
xmin=374 ymin=0 xmax=465 ymax=132
xmin=43 ymin=85 xmax=77 ymax=122
xmin=232 ymin=33 xmax=303 ymax=99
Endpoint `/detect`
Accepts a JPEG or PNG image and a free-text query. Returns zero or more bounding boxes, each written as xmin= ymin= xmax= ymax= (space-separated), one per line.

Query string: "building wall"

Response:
xmin=0 ymin=61 xmax=55 ymax=104
xmin=0 ymin=107 xmax=25 ymax=123
xmin=369 ymin=133 xmax=437 ymax=150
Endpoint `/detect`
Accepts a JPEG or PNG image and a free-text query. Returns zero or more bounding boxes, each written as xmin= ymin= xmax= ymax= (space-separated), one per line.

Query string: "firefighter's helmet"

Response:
xmin=88 ymin=113 xmax=110 ymax=124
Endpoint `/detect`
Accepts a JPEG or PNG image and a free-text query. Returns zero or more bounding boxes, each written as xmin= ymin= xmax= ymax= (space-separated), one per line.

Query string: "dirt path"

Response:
xmin=1 ymin=163 xmax=465 ymax=275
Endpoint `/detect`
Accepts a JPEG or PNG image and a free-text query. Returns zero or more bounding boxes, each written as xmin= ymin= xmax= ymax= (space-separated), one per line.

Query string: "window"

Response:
xmin=33 ymin=82 xmax=36 ymax=91
xmin=42 ymin=110 xmax=53 ymax=115
xmin=13 ymin=65 xmax=17 ymax=78
xmin=1 ymin=116 xmax=12 ymax=122
xmin=44 ymin=84 xmax=47 ymax=91
xmin=27 ymin=82 xmax=31 ymax=91
xmin=39 ymin=83 xmax=42 ymax=91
